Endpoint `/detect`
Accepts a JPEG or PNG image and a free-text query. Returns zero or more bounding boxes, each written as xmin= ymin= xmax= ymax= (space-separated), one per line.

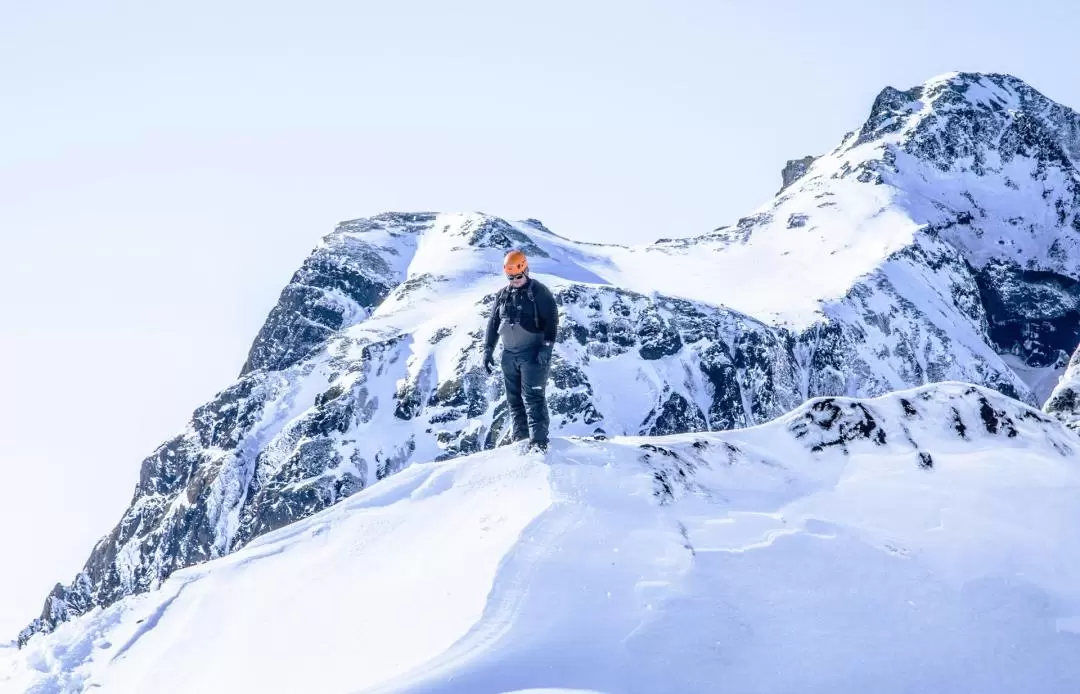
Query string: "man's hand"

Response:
xmin=537 ymin=342 xmax=553 ymax=366
xmin=483 ymin=350 xmax=495 ymax=374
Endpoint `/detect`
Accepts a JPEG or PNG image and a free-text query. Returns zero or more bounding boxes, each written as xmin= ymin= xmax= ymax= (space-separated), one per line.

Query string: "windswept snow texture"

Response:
xmin=5 ymin=384 xmax=1080 ymax=693
xmin=22 ymin=71 xmax=1080 ymax=643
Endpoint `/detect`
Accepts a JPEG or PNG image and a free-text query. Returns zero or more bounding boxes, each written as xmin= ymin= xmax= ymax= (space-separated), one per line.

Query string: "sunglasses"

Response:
xmin=506 ymin=272 xmax=527 ymax=281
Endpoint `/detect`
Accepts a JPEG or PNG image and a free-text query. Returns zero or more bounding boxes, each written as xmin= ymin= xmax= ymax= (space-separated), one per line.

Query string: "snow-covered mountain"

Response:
xmin=19 ymin=71 xmax=1080 ymax=647
xmin=5 ymin=383 xmax=1080 ymax=693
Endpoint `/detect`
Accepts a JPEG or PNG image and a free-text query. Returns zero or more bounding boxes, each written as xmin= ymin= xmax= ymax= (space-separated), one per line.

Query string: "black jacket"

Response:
xmin=484 ymin=278 xmax=559 ymax=353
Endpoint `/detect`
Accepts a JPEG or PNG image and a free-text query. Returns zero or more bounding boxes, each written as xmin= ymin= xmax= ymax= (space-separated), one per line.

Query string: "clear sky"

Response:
xmin=1 ymin=0 xmax=1078 ymax=637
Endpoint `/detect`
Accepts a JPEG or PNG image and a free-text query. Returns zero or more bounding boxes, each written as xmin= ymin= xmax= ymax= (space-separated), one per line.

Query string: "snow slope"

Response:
xmin=7 ymin=383 xmax=1080 ymax=693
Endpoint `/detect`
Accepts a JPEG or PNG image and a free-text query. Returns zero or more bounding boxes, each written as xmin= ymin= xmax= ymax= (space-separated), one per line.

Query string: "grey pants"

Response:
xmin=501 ymin=349 xmax=550 ymax=445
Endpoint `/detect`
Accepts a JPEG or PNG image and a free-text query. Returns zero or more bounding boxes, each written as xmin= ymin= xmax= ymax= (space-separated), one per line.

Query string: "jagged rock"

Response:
xmin=975 ymin=261 xmax=1080 ymax=367
xmin=779 ymin=155 xmax=817 ymax=193
xmin=240 ymin=213 xmax=429 ymax=375
xmin=1044 ymin=344 xmax=1080 ymax=429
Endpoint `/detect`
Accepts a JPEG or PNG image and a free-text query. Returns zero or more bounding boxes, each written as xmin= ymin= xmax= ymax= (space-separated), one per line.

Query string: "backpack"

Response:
xmin=497 ymin=281 xmax=541 ymax=328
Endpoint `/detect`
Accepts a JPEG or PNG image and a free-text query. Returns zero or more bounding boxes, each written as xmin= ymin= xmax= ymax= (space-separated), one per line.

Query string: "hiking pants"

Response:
xmin=501 ymin=348 xmax=550 ymax=444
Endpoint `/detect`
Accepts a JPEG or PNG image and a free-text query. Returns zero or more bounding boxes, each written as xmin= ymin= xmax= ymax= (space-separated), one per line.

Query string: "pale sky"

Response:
xmin=2 ymin=0 xmax=1078 ymax=637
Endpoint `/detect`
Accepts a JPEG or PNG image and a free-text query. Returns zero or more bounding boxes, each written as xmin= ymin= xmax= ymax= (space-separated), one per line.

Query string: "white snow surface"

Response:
xmin=7 ymin=383 xmax=1080 ymax=694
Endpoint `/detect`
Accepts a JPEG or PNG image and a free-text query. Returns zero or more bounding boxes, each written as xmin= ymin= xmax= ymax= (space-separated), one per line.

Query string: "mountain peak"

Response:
xmin=870 ymin=72 xmax=1032 ymax=116
xmin=848 ymin=71 xmax=1080 ymax=171
xmin=240 ymin=212 xmax=555 ymax=376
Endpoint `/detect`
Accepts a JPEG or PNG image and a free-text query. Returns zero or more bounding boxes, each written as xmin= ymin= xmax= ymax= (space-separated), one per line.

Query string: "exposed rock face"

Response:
xmin=779 ymin=155 xmax=817 ymax=193
xmin=1043 ymin=344 xmax=1080 ymax=429
xmin=975 ymin=263 xmax=1080 ymax=368
xmin=239 ymin=214 xmax=430 ymax=375
xmin=21 ymin=72 xmax=1080 ymax=645
xmin=646 ymin=381 xmax=1072 ymax=507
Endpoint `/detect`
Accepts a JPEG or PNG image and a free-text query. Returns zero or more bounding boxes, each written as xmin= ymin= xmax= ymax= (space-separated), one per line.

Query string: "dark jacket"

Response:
xmin=484 ymin=278 xmax=559 ymax=354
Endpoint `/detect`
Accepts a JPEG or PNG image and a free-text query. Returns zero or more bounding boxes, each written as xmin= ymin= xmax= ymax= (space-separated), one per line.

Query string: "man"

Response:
xmin=483 ymin=249 xmax=559 ymax=452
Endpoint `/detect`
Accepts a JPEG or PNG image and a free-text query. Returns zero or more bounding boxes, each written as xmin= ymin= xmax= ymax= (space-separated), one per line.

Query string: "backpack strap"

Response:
xmin=528 ymin=282 xmax=539 ymax=328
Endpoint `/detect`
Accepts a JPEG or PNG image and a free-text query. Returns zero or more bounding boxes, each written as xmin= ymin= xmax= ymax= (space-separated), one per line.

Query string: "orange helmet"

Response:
xmin=503 ymin=250 xmax=528 ymax=277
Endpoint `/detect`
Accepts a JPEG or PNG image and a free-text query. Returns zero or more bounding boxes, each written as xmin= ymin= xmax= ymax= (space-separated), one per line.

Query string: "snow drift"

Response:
xmin=5 ymin=383 xmax=1080 ymax=693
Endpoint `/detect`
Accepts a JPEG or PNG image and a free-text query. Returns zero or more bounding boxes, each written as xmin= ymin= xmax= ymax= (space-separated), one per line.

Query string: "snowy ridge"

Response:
xmin=20 ymin=71 xmax=1080 ymax=644
xmin=5 ymin=383 xmax=1080 ymax=693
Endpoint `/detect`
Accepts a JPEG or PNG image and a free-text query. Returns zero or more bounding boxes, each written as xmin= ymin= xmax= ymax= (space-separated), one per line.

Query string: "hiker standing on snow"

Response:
xmin=482 ymin=250 xmax=559 ymax=452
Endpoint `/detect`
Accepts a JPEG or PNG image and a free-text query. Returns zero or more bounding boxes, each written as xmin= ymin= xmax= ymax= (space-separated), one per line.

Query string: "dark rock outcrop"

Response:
xmin=779 ymin=155 xmax=817 ymax=193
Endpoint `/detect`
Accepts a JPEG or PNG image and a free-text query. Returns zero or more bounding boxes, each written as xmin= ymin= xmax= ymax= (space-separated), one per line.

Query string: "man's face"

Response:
xmin=508 ymin=273 xmax=528 ymax=288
